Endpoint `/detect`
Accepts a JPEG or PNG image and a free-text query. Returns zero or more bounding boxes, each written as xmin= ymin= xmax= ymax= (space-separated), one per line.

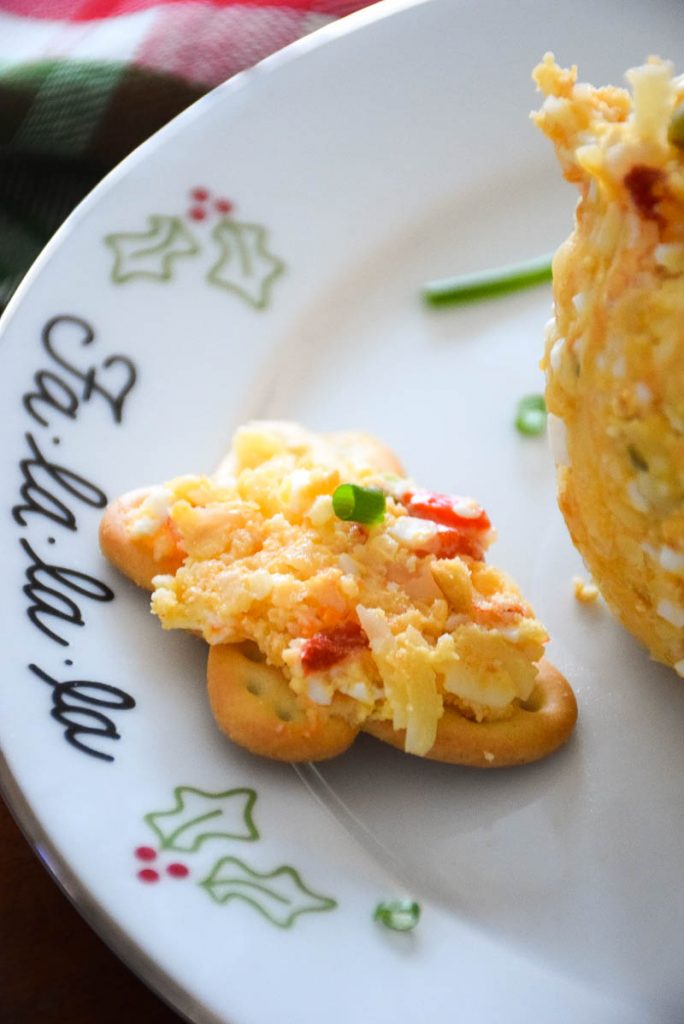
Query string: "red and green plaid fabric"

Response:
xmin=0 ymin=0 xmax=374 ymax=313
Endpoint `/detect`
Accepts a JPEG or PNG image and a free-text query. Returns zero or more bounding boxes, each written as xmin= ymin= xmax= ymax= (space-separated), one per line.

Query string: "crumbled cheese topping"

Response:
xmin=388 ymin=516 xmax=438 ymax=548
xmin=135 ymin=423 xmax=548 ymax=756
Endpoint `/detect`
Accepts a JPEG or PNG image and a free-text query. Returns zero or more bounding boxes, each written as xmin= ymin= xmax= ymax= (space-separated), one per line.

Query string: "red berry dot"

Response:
xmin=191 ymin=187 xmax=209 ymax=202
xmin=135 ymin=846 xmax=157 ymax=862
xmin=137 ymin=868 xmax=160 ymax=883
xmin=215 ymin=198 xmax=233 ymax=214
xmin=167 ymin=863 xmax=189 ymax=879
xmin=188 ymin=206 xmax=207 ymax=221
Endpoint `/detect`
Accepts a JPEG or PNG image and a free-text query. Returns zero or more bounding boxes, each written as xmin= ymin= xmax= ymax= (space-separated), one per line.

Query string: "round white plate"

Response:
xmin=1 ymin=1 xmax=683 ymax=1021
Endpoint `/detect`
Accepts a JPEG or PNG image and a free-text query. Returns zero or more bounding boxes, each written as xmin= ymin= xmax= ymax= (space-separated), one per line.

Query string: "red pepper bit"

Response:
xmin=301 ymin=622 xmax=369 ymax=673
xmin=402 ymin=489 xmax=490 ymax=533
xmin=420 ymin=528 xmax=486 ymax=561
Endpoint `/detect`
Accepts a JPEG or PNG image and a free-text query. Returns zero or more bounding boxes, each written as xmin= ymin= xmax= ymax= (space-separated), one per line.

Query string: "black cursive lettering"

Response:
xmin=13 ymin=432 xmax=107 ymax=530
xmin=16 ymin=314 xmax=140 ymax=762
xmin=23 ymin=369 xmax=79 ymax=428
xmin=42 ymin=315 xmax=137 ymax=423
xmin=21 ymin=537 xmax=114 ymax=646
xmin=28 ymin=664 xmax=136 ymax=762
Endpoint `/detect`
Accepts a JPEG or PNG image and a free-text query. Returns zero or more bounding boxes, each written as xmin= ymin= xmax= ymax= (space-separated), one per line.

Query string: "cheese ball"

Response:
xmin=533 ymin=55 xmax=684 ymax=675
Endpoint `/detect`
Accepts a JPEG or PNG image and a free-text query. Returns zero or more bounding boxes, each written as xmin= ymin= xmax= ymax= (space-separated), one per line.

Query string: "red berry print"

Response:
xmin=215 ymin=198 xmax=233 ymax=215
xmin=138 ymin=868 xmax=160 ymax=883
xmin=191 ymin=187 xmax=209 ymax=202
xmin=167 ymin=863 xmax=190 ymax=879
xmin=188 ymin=206 xmax=207 ymax=221
xmin=135 ymin=846 xmax=157 ymax=862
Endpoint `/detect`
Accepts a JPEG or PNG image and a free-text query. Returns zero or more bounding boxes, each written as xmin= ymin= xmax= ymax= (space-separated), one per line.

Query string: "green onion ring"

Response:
xmin=373 ymin=899 xmax=421 ymax=932
xmin=515 ymin=394 xmax=547 ymax=436
xmin=332 ymin=483 xmax=386 ymax=525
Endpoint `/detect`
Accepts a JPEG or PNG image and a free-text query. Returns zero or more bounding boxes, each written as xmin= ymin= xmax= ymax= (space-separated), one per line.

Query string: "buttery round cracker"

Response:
xmin=99 ymin=488 xmax=184 ymax=591
xmin=207 ymin=643 xmax=359 ymax=762
xmin=206 ymin=645 xmax=577 ymax=766
xmin=362 ymin=657 xmax=577 ymax=767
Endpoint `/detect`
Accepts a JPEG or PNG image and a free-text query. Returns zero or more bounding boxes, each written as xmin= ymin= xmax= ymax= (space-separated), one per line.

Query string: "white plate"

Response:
xmin=1 ymin=2 xmax=683 ymax=1021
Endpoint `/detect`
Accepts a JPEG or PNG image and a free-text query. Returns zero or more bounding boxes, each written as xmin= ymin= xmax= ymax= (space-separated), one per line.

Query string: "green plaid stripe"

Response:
xmin=11 ymin=61 xmax=127 ymax=158
xmin=0 ymin=60 xmax=205 ymax=315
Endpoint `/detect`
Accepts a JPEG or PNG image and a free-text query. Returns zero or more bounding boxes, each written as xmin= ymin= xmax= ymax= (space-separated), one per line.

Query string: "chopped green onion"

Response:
xmin=374 ymin=899 xmax=421 ymax=932
xmin=423 ymin=253 xmax=553 ymax=307
xmin=515 ymin=394 xmax=546 ymax=436
xmin=333 ymin=483 xmax=386 ymax=525
xmin=668 ymin=103 xmax=684 ymax=147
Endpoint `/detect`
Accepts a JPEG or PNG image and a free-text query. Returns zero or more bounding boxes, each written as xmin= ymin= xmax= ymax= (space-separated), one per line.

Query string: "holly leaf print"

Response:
xmin=200 ymin=856 xmax=337 ymax=928
xmin=106 ymin=215 xmax=199 ymax=283
xmin=207 ymin=218 xmax=285 ymax=309
xmin=144 ymin=786 xmax=258 ymax=852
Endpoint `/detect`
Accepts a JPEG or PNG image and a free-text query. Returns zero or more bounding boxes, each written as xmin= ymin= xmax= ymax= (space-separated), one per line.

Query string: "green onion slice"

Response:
xmin=515 ymin=394 xmax=547 ymax=436
xmin=423 ymin=253 xmax=553 ymax=307
xmin=374 ymin=899 xmax=421 ymax=932
xmin=332 ymin=483 xmax=386 ymax=525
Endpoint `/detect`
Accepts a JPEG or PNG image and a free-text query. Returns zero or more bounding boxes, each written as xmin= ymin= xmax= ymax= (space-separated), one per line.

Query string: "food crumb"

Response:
xmin=573 ymin=576 xmax=600 ymax=604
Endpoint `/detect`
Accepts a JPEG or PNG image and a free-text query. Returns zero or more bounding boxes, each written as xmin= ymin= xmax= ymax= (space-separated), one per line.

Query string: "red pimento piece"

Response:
xmin=425 ymin=527 xmax=486 ymax=562
xmin=301 ymin=622 xmax=369 ymax=673
xmin=402 ymin=490 xmax=490 ymax=533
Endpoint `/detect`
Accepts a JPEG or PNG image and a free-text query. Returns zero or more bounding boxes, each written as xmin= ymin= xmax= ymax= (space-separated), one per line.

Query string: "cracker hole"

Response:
xmin=246 ymin=680 xmax=263 ymax=696
xmin=276 ymin=708 xmax=292 ymax=722
xmin=518 ymin=689 xmax=543 ymax=712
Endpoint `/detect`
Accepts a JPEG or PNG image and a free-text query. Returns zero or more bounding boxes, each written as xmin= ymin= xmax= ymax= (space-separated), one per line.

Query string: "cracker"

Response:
xmin=99 ymin=488 xmax=184 ymax=591
xmin=362 ymin=657 xmax=577 ymax=767
xmin=207 ymin=644 xmax=576 ymax=767
xmin=99 ymin=421 xmax=577 ymax=766
xmin=207 ymin=643 xmax=359 ymax=762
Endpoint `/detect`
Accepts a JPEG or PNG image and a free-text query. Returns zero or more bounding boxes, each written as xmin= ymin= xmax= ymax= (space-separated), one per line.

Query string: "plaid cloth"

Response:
xmin=0 ymin=0 xmax=374 ymax=313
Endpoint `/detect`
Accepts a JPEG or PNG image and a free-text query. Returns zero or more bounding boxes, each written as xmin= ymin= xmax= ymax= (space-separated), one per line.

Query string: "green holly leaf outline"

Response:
xmin=144 ymin=786 xmax=258 ymax=852
xmin=200 ymin=856 xmax=337 ymax=928
xmin=206 ymin=217 xmax=285 ymax=309
xmin=105 ymin=214 xmax=199 ymax=283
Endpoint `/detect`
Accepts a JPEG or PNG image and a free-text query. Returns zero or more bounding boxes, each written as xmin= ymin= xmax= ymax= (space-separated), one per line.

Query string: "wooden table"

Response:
xmin=0 ymin=794 xmax=183 ymax=1024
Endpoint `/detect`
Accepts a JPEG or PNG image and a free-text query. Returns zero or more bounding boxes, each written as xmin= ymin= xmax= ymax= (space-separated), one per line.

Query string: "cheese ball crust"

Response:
xmin=534 ymin=56 xmax=684 ymax=674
